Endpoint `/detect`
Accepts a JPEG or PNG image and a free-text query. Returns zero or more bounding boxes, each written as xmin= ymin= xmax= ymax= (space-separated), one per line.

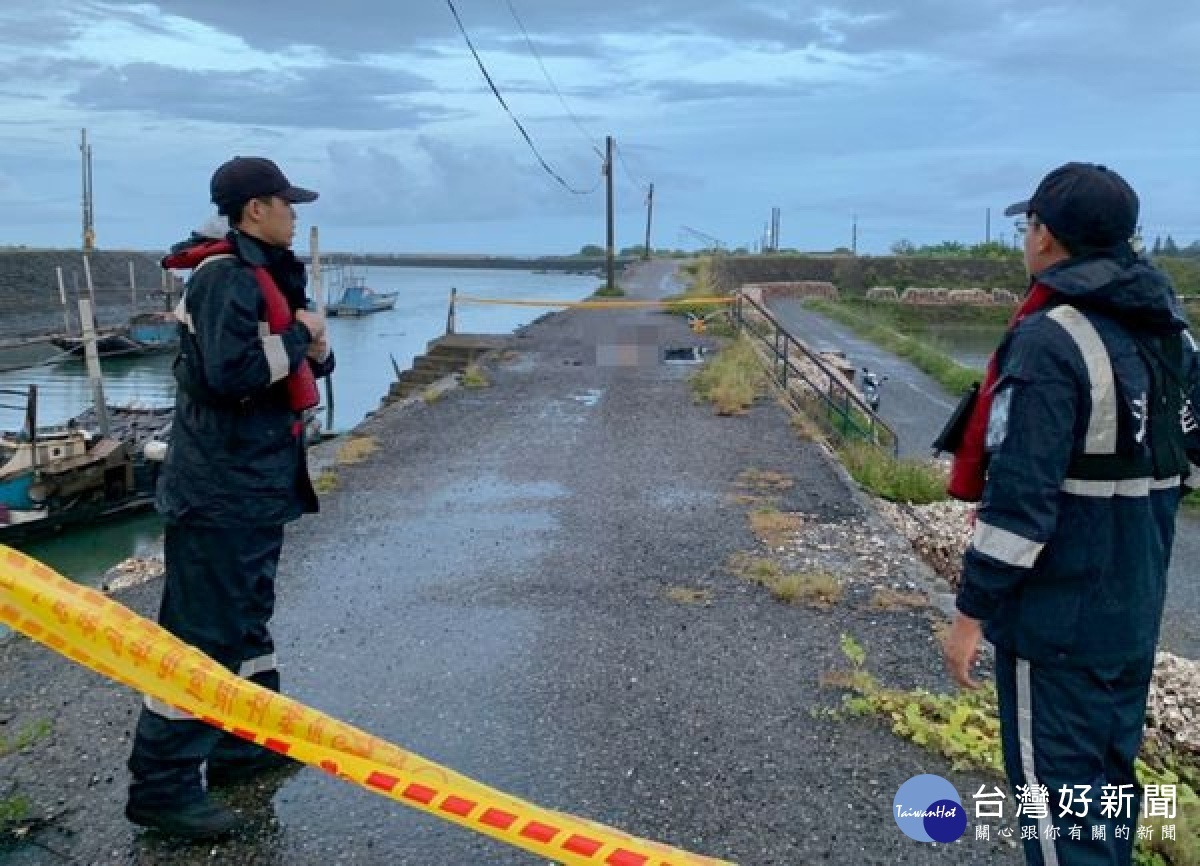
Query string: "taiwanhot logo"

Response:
xmin=893 ymin=774 xmax=968 ymax=843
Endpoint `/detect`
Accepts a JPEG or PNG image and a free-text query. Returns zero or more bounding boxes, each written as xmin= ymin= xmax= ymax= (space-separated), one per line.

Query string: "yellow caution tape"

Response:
xmin=0 ymin=546 xmax=733 ymax=866
xmin=455 ymin=296 xmax=734 ymax=309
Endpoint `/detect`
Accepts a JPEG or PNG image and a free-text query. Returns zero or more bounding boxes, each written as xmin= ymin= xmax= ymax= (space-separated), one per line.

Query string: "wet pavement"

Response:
xmin=4 ymin=262 xmax=1030 ymax=864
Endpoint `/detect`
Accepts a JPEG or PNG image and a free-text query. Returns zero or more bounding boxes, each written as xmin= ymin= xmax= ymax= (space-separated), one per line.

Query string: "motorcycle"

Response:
xmin=860 ymin=368 xmax=887 ymax=412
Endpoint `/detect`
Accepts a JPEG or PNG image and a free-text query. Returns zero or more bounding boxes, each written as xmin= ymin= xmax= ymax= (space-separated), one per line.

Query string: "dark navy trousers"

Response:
xmin=128 ymin=522 xmax=285 ymax=807
xmin=995 ymin=650 xmax=1155 ymax=866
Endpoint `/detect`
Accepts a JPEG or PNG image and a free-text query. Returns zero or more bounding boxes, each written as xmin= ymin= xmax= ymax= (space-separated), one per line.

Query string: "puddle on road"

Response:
xmin=571 ymin=389 xmax=604 ymax=407
xmin=426 ymin=475 xmax=567 ymax=510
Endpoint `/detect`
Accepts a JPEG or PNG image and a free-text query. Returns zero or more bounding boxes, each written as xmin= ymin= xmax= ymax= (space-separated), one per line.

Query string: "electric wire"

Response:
xmin=445 ymin=0 xmax=600 ymax=196
xmin=504 ymin=0 xmax=602 ymax=158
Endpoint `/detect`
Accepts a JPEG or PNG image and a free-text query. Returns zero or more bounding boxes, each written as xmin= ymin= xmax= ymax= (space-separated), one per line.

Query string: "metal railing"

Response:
xmin=734 ymin=292 xmax=899 ymax=455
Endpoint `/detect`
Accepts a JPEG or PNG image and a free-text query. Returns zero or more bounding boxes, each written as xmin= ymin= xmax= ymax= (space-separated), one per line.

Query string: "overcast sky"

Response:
xmin=2 ymin=1 xmax=1197 ymax=255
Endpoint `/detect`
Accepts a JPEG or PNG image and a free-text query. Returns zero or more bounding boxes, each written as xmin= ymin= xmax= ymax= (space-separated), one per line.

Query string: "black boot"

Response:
xmin=126 ymin=793 xmax=243 ymax=840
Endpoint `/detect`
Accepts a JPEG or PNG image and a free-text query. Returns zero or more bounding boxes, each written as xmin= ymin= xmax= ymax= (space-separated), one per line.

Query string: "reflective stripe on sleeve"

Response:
xmin=971 ymin=520 xmax=1044 ymax=568
xmin=1046 ymin=306 xmax=1117 ymax=454
xmin=262 ymin=334 xmax=289 ymax=383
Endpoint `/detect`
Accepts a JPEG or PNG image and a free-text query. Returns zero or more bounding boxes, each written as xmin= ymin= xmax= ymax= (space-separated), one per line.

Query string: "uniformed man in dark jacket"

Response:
xmin=125 ymin=156 xmax=334 ymax=839
xmin=944 ymin=163 xmax=1200 ymax=866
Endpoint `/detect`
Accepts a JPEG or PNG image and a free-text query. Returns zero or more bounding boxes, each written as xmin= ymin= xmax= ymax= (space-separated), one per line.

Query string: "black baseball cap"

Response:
xmin=1004 ymin=162 xmax=1138 ymax=254
xmin=210 ymin=156 xmax=318 ymax=212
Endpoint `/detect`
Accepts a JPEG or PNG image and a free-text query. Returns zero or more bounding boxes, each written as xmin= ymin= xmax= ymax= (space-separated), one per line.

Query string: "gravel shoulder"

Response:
xmin=0 ymin=262 xmax=1019 ymax=864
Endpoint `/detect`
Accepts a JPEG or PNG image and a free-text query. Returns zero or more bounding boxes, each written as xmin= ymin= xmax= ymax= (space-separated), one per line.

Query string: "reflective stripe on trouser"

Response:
xmin=128 ymin=521 xmax=285 ymax=806
xmin=995 ymin=650 xmax=1153 ymax=866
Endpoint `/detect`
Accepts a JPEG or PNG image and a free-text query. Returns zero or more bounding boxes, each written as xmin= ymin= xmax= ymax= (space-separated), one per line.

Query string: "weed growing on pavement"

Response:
xmin=313 ymin=468 xmax=339 ymax=494
xmin=665 ymin=587 xmax=714 ymax=606
xmin=0 ymin=792 xmax=31 ymax=836
xmin=748 ymin=507 xmax=804 ymax=547
xmin=461 ymin=365 xmax=489 ymax=388
xmin=0 ymin=720 xmax=51 ymax=758
xmin=690 ymin=337 xmax=769 ymax=415
xmin=808 ymin=300 xmax=982 ymax=396
xmin=422 ymin=388 xmax=444 ymax=404
xmin=336 ymin=435 xmax=379 ymax=465
xmin=825 ymin=635 xmax=1200 ymax=866
xmin=838 ymin=442 xmax=948 ymax=504
xmin=770 ymin=571 xmax=842 ymax=606
xmin=735 ymin=468 xmax=795 ymax=493
xmin=727 ymin=553 xmax=843 ymax=607
xmin=869 ymin=588 xmax=931 ymax=611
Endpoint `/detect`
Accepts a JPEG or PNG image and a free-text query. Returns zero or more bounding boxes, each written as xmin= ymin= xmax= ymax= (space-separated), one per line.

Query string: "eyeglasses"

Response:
xmin=1015 ymin=216 xmax=1041 ymax=235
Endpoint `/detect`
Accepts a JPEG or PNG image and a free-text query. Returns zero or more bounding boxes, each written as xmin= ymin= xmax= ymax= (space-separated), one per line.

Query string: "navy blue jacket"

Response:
xmin=957 ymin=252 xmax=1200 ymax=666
xmin=157 ymin=229 xmax=335 ymax=527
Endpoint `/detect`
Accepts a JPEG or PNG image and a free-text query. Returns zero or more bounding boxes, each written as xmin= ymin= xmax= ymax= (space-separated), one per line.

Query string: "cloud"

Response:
xmin=69 ymin=62 xmax=456 ymax=130
xmin=317 ymin=134 xmax=608 ymax=227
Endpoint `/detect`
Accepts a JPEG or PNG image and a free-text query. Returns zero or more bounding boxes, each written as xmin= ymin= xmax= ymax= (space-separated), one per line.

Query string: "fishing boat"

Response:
xmin=0 ymin=386 xmax=169 ymax=544
xmin=326 ymin=265 xmax=397 ymax=317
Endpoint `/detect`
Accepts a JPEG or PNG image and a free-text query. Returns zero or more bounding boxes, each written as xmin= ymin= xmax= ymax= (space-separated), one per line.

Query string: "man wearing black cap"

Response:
xmin=943 ymin=163 xmax=1200 ymax=865
xmin=125 ymin=157 xmax=334 ymax=839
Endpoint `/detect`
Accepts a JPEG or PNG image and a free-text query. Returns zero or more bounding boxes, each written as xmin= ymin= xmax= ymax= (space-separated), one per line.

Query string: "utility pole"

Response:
xmin=986 ymin=207 xmax=992 ymax=245
xmin=771 ymin=207 xmax=781 ymax=252
xmin=642 ymin=182 xmax=654 ymax=261
xmin=80 ymin=129 xmax=95 ymax=252
xmin=604 ymin=135 xmax=615 ymax=291
xmin=852 ymin=215 xmax=858 ymax=256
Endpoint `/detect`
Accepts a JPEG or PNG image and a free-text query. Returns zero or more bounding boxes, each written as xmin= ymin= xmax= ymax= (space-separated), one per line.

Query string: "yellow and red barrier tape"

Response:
xmin=455 ymin=296 xmax=734 ymax=309
xmin=0 ymin=545 xmax=733 ymax=866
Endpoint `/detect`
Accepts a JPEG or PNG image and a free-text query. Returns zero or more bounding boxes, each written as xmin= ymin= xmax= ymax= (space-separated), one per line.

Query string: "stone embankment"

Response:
xmin=0 ymin=250 xmax=169 ymax=338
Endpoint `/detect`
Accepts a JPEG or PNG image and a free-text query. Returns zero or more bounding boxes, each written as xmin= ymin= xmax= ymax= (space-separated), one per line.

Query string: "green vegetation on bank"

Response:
xmin=807 ymin=300 xmax=984 ymax=396
xmin=690 ymin=336 xmax=768 ymax=415
xmin=837 ymin=442 xmax=949 ymax=504
xmin=828 ymin=636 xmax=1200 ymax=866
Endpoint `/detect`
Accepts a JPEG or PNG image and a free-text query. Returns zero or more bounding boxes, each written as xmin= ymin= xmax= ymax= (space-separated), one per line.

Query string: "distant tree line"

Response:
xmin=1150 ymin=236 xmax=1200 ymax=258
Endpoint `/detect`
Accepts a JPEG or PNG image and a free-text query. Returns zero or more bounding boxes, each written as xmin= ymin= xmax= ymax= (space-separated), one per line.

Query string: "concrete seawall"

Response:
xmin=0 ymin=250 xmax=167 ymax=337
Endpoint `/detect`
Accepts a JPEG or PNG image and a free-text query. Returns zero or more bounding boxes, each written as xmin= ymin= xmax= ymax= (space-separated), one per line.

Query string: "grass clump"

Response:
xmin=591 ymin=284 xmax=626 ymax=298
xmin=0 ymin=793 xmax=31 ymax=836
xmin=461 ymin=365 xmax=489 ymax=389
xmin=869 ymin=588 xmax=931 ymax=611
xmin=313 ymin=468 xmax=339 ymax=494
xmin=691 ymin=337 xmax=769 ymax=415
xmin=770 ymin=571 xmax=842 ymax=607
xmin=336 ymin=435 xmax=379 ymax=465
xmin=665 ymin=587 xmax=714 ymax=605
xmin=727 ymin=553 xmax=843 ymax=607
xmin=748 ymin=507 xmax=804 ymax=547
xmin=838 ymin=442 xmax=948 ymax=504
xmin=0 ymin=720 xmax=51 ymax=758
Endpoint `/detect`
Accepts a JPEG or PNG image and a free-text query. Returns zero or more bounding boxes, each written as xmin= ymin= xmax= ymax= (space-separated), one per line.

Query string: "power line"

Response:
xmin=504 ymin=0 xmax=601 ymax=158
xmin=445 ymin=0 xmax=599 ymax=196
xmin=612 ymin=140 xmax=648 ymax=196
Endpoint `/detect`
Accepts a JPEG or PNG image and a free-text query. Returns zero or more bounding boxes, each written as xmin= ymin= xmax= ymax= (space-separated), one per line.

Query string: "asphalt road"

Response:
xmin=766 ymin=298 xmax=959 ymax=460
xmin=0 ymin=260 xmax=1020 ymax=864
xmin=765 ymin=298 xmax=1200 ymax=660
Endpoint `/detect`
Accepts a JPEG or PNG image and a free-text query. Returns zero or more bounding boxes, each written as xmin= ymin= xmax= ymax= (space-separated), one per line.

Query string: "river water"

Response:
xmin=0 ymin=266 xmax=601 ymax=586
